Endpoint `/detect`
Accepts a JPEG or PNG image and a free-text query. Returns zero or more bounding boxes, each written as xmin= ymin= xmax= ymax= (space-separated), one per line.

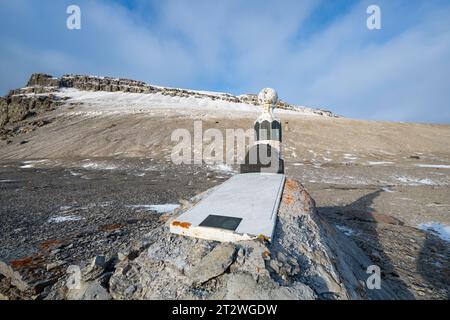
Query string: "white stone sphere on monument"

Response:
xmin=258 ymin=88 xmax=278 ymax=106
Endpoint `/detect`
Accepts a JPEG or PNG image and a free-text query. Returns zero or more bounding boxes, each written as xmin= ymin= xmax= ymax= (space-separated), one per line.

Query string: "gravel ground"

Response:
xmin=287 ymin=163 xmax=450 ymax=299
xmin=1 ymin=158 xmax=448 ymax=299
xmin=0 ymin=158 xmax=231 ymax=298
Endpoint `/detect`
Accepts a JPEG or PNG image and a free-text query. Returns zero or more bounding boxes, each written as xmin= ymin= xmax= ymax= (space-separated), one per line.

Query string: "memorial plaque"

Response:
xmin=170 ymin=173 xmax=285 ymax=242
xmin=199 ymin=215 xmax=242 ymax=231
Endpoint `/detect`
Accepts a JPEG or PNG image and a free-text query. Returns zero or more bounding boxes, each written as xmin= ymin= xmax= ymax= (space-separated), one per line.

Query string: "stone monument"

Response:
xmin=169 ymin=88 xmax=286 ymax=242
xmin=240 ymin=88 xmax=285 ymax=174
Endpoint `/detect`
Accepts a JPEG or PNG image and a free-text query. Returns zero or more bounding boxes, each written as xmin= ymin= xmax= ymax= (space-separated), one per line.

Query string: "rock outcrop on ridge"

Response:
xmin=0 ymin=73 xmax=336 ymax=129
xmin=37 ymin=178 xmax=397 ymax=300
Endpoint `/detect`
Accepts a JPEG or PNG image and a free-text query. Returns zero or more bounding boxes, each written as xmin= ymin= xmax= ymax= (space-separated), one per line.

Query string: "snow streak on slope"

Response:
xmin=56 ymin=88 xmax=325 ymax=117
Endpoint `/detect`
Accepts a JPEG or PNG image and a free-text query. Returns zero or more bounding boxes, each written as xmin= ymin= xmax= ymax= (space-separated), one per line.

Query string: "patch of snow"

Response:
xmin=21 ymin=160 xmax=48 ymax=168
xmin=344 ymin=154 xmax=358 ymax=160
xmin=378 ymin=150 xmax=396 ymax=156
xmin=208 ymin=164 xmax=234 ymax=173
xmin=133 ymin=172 xmax=146 ymax=177
xmin=394 ymin=176 xmax=436 ymax=186
xmin=418 ymin=222 xmax=450 ymax=242
xmin=127 ymin=204 xmax=180 ymax=214
xmin=367 ymin=161 xmax=393 ymax=165
xmin=415 ymin=164 xmax=450 ymax=169
xmin=426 ymin=203 xmax=450 ymax=207
xmin=19 ymin=160 xmax=48 ymax=169
xmin=99 ymin=202 xmax=112 ymax=207
xmin=81 ymin=162 xmax=118 ymax=170
xmin=417 ymin=178 xmax=435 ymax=185
xmin=48 ymin=215 xmax=82 ymax=223
xmin=0 ymin=179 xmax=16 ymax=183
xmin=79 ymin=204 xmax=97 ymax=211
xmin=382 ymin=187 xmax=395 ymax=193
xmin=335 ymin=225 xmax=356 ymax=236
xmin=60 ymin=89 xmax=260 ymax=115
xmin=57 ymin=88 xmax=317 ymax=117
xmin=23 ymin=160 xmax=47 ymax=164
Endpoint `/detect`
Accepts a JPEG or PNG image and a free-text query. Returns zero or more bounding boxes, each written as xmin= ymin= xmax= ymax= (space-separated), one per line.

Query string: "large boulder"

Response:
xmin=105 ymin=178 xmax=397 ymax=300
xmin=27 ymin=74 xmax=60 ymax=87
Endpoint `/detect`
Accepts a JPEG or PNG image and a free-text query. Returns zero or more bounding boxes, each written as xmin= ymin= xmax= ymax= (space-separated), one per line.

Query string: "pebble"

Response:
xmin=46 ymin=260 xmax=66 ymax=271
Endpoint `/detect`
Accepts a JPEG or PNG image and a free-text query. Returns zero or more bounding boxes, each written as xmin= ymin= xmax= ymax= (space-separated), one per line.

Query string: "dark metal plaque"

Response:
xmin=199 ymin=215 xmax=242 ymax=231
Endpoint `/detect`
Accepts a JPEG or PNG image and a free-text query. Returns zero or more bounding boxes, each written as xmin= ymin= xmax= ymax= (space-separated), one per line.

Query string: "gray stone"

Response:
xmin=33 ymin=278 xmax=57 ymax=294
xmin=90 ymin=255 xmax=106 ymax=269
xmin=189 ymin=243 xmax=236 ymax=285
xmin=224 ymin=273 xmax=270 ymax=299
xmin=124 ymin=285 xmax=136 ymax=296
xmin=117 ymin=252 xmax=127 ymax=261
xmin=270 ymin=282 xmax=316 ymax=300
xmin=46 ymin=260 xmax=66 ymax=271
xmin=27 ymin=73 xmax=60 ymax=87
xmin=222 ymin=272 xmax=316 ymax=300
xmin=82 ymin=255 xmax=107 ymax=280
xmin=0 ymin=260 xmax=29 ymax=292
xmin=82 ymin=282 xmax=111 ymax=300
xmin=269 ymin=259 xmax=280 ymax=274
xmin=66 ymin=279 xmax=111 ymax=300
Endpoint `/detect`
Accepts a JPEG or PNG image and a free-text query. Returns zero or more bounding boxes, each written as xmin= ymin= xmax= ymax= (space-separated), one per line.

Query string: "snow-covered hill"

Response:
xmin=8 ymin=73 xmax=337 ymax=118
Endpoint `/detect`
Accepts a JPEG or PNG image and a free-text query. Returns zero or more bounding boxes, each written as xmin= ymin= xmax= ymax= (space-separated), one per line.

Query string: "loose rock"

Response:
xmin=189 ymin=243 xmax=236 ymax=285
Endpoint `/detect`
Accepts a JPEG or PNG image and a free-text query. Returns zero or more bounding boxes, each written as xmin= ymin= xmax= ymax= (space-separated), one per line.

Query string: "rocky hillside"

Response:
xmin=0 ymin=73 xmax=336 ymax=129
xmin=1 ymin=73 xmax=449 ymax=161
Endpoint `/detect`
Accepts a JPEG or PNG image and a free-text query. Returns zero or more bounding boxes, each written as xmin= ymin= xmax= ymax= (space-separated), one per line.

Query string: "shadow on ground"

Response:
xmin=416 ymin=231 xmax=450 ymax=299
xmin=318 ymin=190 xmax=417 ymax=299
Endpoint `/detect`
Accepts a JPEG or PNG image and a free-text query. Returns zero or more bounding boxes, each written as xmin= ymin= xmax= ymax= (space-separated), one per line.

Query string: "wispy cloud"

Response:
xmin=0 ymin=0 xmax=449 ymax=123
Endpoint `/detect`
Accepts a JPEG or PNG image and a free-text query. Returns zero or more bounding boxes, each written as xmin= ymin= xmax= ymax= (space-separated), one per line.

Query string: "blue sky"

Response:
xmin=1 ymin=0 xmax=449 ymax=123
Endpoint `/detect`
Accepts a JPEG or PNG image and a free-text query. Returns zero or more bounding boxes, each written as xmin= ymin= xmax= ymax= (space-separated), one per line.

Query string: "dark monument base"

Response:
xmin=240 ymin=161 xmax=284 ymax=174
xmin=239 ymin=144 xmax=285 ymax=174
